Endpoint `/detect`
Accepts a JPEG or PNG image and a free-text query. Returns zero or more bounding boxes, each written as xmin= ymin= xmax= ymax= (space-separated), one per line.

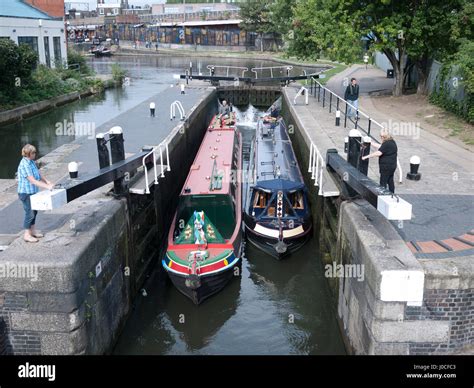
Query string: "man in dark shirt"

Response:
xmin=344 ymin=78 xmax=360 ymax=118
xmin=362 ymin=129 xmax=398 ymax=193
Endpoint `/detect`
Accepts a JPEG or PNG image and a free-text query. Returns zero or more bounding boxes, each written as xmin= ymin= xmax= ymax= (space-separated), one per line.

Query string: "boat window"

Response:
xmin=253 ymin=190 xmax=269 ymax=208
xmin=176 ymin=194 xmax=235 ymax=239
xmin=289 ymin=191 xmax=305 ymax=210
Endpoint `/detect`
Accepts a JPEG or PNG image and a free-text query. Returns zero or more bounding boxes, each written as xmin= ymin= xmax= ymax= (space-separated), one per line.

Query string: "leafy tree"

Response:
xmin=239 ymin=0 xmax=277 ymax=51
xmin=290 ymin=0 xmax=471 ymax=96
xmin=290 ymin=0 xmax=362 ymax=63
xmin=0 ymin=39 xmax=38 ymax=98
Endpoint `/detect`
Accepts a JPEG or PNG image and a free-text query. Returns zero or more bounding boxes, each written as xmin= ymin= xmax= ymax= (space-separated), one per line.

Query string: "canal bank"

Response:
xmin=281 ymin=84 xmax=473 ymax=355
xmin=0 ymin=85 xmax=216 ymax=354
xmin=0 ymin=75 xmax=116 ymax=128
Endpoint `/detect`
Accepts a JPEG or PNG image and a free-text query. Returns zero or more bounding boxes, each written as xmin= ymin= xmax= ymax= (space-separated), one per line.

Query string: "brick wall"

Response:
xmin=405 ymin=288 xmax=473 ymax=354
xmin=0 ymin=292 xmax=41 ymax=355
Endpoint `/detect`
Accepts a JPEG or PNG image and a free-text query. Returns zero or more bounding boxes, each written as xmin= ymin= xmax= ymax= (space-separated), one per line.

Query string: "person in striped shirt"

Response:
xmin=17 ymin=144 xmax=54 ymax=243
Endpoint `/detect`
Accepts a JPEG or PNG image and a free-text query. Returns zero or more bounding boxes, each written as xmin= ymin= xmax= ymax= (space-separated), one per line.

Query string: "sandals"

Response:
xmin=32 ymin=232 xmax=44 ymax=238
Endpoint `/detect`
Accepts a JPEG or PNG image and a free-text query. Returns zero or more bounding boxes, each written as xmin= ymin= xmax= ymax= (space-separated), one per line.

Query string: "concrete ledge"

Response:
xmin=10 ymin=308 xmax=84 ymax=332
xmin=40 ymin=324 xmax=87 ymax=355
xmin=419 ymin=257 xmax=474 ymax=290
xmin=0 ymin=90 xmax=97 ymax=127
xmin=340 ymin=199 xmax=424 ymax=305
xmin=371 ymin=320 xmax=450 ymax=343
xmin=282 ymin=88 xmax=340 ymax=197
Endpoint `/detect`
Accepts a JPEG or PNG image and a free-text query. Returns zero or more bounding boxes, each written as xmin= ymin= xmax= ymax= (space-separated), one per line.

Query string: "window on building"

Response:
xmin=17 ymin=37 xmax=39 ymax=56
xmin=43 ymin=37 xmax=51 ymax=67
xmin=53 ymin=37 xmax=61 ymax=63
xmin=99 ymin=8 xmax=104 ymax=15
xmin=113 ymin=8 xmax=119 ymax=15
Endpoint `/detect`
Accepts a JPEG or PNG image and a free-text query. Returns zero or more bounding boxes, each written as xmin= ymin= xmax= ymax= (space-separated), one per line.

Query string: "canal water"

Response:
xmin=0 ymin=55 xmax=319 ymax=178
xmin=113 ymin=105 xmax=346 ymax=355
xmin=1 ymin=55 xmax=345 ymax=354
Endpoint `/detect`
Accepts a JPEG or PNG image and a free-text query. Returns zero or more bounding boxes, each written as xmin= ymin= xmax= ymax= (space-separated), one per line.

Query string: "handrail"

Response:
xmin=308 ymin=142 xmax=325 ymax=196
xmin=251 ymin=65 xmax=293 ymax=79
xmin=207 ymin=65 xmax=248 ymax=77
xmin=170 ymin=100 xmax=185 ymax=121
xmin=294 ymin=86 xmax=309 ymax=105
xmin=310 ymin=77 xmax=403 ymax=183
xmin=142 ymin=140 xmax=171 ymax=194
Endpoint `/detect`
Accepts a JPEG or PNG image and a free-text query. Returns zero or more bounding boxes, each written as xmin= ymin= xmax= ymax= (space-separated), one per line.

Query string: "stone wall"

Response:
xmin=0 ymin=89 xmax=217 ymax=354
xmin=282 ymin=89 xmax=472 ymax=355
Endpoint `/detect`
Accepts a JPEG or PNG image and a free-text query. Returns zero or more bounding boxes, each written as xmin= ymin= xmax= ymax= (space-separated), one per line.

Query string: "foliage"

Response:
xmin=0 ymin=38 xmax=38 ymax=98
xmin=239 ymin=0 xmax=276 ymax=35
xmin=290 ymin=0 xmax=362 ymax=63
xmin=111 ymin=63 xmax=127 ymax=84
xmin=429 ymin=40 xmax=474 ymax=123
xmin=288 ymin=0 xmax=470 ymax=96
xmin=67 ymin=48 xmax=91 ymax=75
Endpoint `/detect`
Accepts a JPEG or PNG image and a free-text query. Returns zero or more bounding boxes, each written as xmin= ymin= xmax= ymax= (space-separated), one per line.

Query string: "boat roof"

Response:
xmin=181 ymin=120 xmax=236 ymax=196
xmin=254 ymin=119 xmax=304 ymax=191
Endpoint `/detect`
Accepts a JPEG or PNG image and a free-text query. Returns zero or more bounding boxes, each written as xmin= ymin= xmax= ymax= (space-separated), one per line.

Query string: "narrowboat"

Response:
xmin=163 ymin=112 xmax=242 ymax=304
xmin=243 ymin=116 xmax=312 ymax=259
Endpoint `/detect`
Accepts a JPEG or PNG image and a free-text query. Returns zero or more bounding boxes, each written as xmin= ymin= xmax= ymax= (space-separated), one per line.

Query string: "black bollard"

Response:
xmin=359 ymin=136 xmax=371 ymax=176
xmin=335 ymin=110 xmax=341 ymax=126
xmin=407 ymin=155 xmax=422 ymax=180
xmin=344 ymin=136 xmax=349 ymax=153
xmin=347 ymin=129 xmax=362 ymax=169
xmin=68 ymin=161 xmax=78 ymax=179
xmin=109 ymin=126 xmax=126 ymax=195
xmin=96 ymin=133 xmax=110 ymax=169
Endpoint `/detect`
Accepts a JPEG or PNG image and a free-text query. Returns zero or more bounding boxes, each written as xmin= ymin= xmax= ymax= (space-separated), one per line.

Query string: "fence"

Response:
xmin=106 ymin=25 xmax=256 ymax=47
xmin=308 ymin=77 xmax=403 ymax=182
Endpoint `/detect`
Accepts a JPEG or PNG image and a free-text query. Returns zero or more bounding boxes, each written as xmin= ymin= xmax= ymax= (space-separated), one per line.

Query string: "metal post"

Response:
xmin=322 ymin=88 xmax=325 ymax=108
xmin=347 ymin=129 xmax=362 ymax=169
xmin=109 ymin=126 xmax=126 ymax=195
xmin=368 ymin=119 xmax=372 ymax=136
xmin=359 ymin=136 xmax=371 ymax=176
xmin=335 ymin=109 xmax=341 ymax=126
xmin=96 ymin=133 xmax=110 ymax=169
xmin=329 ymin=93 xmax=332 ymax=113
xmin=317 ymin=84 xmax=320 ymax=102
xmin=344 ymin=103 xmax=348 ymax=128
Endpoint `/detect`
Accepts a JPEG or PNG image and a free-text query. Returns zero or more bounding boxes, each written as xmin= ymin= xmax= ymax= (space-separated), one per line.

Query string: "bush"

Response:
xmin=67 ymin=48 xmax=91 ymax=75
xmin=0 ymin=39 xmax=38 ymax=98
xmin=111 ymin=63 xmax=126 ymax=84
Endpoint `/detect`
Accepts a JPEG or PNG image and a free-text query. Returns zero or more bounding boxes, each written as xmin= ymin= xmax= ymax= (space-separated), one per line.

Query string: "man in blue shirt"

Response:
xmin=17 ymin=144 xmax=54 ymax=243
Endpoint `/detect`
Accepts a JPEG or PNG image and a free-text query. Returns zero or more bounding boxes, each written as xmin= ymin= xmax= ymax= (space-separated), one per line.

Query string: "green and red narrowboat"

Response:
xmin=162 ymin=112 xmax=242 ymax=304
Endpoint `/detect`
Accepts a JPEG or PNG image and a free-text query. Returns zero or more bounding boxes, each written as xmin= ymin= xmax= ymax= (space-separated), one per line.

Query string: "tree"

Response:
xmin=290 ymin=0 xmax=470 ymax=96
xmin=290 ymin=0 xmax=362 ymax=63
xmin=0 ymin=39 xmax=37 ymax=98
xmin=239 ymin=0 xmax=277 ymax=51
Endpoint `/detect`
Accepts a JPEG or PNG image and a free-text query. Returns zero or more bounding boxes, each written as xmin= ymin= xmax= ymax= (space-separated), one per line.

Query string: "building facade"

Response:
xmin=97 ymin=0 xmax=128 ymax=17
xmin=0 ymin=0 xmax=67 ymax=68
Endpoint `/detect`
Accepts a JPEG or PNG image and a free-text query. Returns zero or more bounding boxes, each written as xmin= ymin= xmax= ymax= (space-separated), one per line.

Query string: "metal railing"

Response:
xmin=170 ymin=100 xmax=185 ymax=121
xmin=142 ymin=140 xmax=170 ymax=194
xmin=251 ymin=65 xmax=293 ymax=79
xmin=207 ymin=65 xmax=248 ymax=77
xmin=294 ymin=86 xmax=309 ymax=105
xmin=309 ymin=77 xmax=403 ymax=183
xmin=308 ymin=142 xmax=325 ymax=196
